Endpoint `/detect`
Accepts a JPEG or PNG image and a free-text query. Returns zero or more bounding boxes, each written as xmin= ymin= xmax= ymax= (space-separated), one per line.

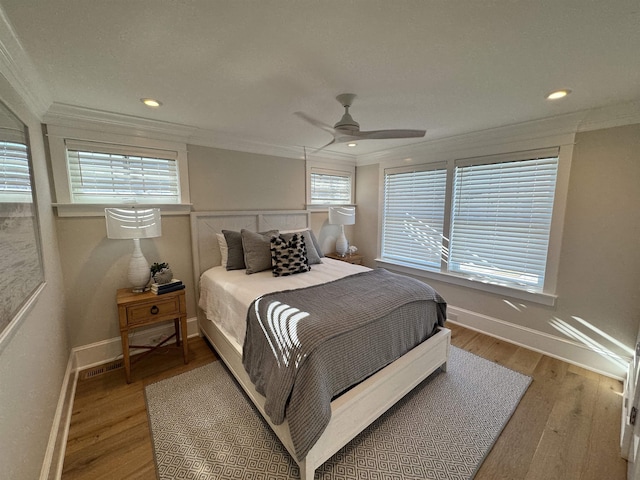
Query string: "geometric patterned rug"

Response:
xmin=145 ymin=346 xmax=531 ymax=479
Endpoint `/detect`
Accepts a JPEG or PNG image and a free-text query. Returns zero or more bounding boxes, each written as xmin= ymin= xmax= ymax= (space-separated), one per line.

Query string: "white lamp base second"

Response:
xmin=128 ymin=238 xmax=151 ymax=292
xmin=335 ymin=225 xmax=348 ymax=257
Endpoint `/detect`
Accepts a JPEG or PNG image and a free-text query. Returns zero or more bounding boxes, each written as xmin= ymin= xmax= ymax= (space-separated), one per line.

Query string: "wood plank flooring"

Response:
xmin=61 ymin=323 xmax=628 ymax=479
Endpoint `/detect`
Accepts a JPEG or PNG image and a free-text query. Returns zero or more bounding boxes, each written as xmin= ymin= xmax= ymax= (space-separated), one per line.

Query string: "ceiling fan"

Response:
xmin=295 ymin=93 xmax=426 ymax=151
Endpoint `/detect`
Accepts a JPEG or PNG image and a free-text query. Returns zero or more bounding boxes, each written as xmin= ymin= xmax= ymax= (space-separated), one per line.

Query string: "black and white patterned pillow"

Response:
xmin=270 ymin=233 xmax=311 ymax=277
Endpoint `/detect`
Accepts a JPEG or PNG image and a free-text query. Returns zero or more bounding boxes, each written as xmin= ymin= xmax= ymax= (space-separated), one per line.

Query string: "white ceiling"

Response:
xmin=1 ymin=0 xmax=639 ymax=159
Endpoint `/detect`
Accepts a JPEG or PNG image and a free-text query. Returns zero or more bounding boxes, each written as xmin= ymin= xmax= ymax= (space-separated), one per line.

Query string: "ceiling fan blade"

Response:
xmin=298 ymin=94 xmax=426 ymax=148
xmin=313 ymin=138 xmax=336 ymax=152
xmin=355 ymin=129 xmax=427 ymax=140
xmin=294 ymin=111 xmax=336 ymax=135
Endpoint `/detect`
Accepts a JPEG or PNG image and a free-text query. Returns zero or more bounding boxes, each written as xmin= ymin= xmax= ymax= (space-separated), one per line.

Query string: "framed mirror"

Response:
xmin=0 ymin=98 xmax=45 ymax=343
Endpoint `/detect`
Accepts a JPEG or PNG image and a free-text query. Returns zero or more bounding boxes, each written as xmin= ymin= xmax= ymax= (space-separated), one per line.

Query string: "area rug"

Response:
xmin=145 ymin=346 xmax=531 ymax=479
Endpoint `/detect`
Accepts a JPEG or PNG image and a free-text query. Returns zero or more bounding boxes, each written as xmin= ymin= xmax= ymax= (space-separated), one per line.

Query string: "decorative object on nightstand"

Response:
xmin=105 ymin=208 xmax=162 ymax=292
xmin=328 ymin=206 xmax=355 ymax=257
xmin=116 ymin=287 xmax=188 ymax=383
xmin=151 ymin=262 xmax=173 ymax=284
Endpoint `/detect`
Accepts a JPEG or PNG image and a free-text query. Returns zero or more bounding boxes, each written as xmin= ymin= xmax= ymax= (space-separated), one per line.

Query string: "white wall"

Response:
xmin=56 ymin=144 xmax=335 ymax=348
xmin=356 ymin=123 xmax=640 ymax=378
xmin=54 ymin=123 xmax=640 ymax=380
xmin=0 ymin=74 xmax=69 ymax=479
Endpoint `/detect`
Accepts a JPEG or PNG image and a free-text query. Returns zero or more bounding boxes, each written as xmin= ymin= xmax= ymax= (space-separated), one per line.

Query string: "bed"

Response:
xmin=191 ymin=210 xmax=451 ymax=479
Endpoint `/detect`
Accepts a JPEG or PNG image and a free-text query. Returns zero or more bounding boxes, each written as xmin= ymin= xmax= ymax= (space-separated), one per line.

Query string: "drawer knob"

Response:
xmin=150 ymin=305 xmax=159 ymax=315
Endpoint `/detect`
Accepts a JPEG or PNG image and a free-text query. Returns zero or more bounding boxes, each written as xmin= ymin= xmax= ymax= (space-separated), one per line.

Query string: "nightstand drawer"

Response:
xmin=126 ymin=296 xmax=181 ymax=326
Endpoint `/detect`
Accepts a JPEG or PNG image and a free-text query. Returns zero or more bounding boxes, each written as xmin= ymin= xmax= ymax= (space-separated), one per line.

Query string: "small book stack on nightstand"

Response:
xmin=151 ymin=279 xmax=185 ymax=295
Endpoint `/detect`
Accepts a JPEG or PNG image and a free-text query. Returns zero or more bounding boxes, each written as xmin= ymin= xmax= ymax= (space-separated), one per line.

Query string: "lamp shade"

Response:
xmin=328 ymin=206 xmax=355 ymax=226
xmin=105 ymin=208 xmax=162 ymax=239
xmin=105 ymin=208 xmax=162 ymax=292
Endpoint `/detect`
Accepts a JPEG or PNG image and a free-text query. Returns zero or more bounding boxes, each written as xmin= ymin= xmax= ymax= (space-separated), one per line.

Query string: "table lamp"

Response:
xmin=105 ymin=207 xmax=162 ymax=292
xmin=328 ymin=206 xmax=355 ymax=257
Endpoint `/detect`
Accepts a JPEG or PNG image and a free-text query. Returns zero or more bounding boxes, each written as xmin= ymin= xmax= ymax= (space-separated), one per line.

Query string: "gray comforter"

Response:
xmin=242 ymin=268 xmax=446 ymax=460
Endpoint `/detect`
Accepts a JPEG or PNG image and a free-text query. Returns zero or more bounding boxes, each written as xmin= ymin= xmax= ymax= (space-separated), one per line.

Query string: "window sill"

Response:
xmin=53 ymin=203 xmax=192 ymax=217
xmin=305 ymin=204 xmax=357 ymax=210
xmin=375 ymin=259 xmax=557 ymax=307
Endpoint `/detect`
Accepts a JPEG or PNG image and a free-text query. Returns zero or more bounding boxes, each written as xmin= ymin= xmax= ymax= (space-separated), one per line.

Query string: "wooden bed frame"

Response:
xmin=190 ymin=210 xmax=451 ymax=479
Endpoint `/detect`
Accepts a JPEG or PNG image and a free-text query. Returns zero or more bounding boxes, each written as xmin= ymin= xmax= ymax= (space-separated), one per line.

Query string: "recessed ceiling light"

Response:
xmin=546 ymin=89 xmax=571 ymax=100
xmin=347 ymin=143 xmax=357 ymax=147
xmin=141 ymin=98 xmax=162 ymax=107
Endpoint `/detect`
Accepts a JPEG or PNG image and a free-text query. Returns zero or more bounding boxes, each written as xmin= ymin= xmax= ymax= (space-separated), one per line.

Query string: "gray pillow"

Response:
xmin=222 ymin=230 xmax=245 ymax=270
xmin=308 ymin=229 xmax=324 ymax=258
xmin=281 ymin=230 xmax=323 ymax=265
xmin=241 ymin=229 xmax=279 ymax=274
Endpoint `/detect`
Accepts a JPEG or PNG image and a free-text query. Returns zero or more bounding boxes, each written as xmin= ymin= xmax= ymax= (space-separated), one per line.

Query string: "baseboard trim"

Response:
xmin=39 ymin=351 xmax=77 ymax=480
xmin=447 ymin=306 xmax=629 ymax=380
xmin=40 ymin=316 xmax=199 ymax=479
xmin=72 ymin=316 xmax=199 ymax=371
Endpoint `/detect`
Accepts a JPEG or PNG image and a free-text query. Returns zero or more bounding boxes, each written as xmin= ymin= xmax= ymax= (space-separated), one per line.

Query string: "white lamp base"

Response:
xmin=128 ymin=238 xmax=151 ymax=292
xmin=335 ymin=225 xmax=348 ymax=257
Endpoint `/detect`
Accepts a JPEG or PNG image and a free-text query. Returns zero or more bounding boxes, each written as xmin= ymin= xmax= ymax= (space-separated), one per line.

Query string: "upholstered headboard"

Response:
xmin=190 ymin=210 xmax=311 ymax=288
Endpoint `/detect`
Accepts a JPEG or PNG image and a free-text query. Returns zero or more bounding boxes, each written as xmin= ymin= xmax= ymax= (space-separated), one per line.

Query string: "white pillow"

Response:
xmin=216 ymin=233 xmax=228 ymax=268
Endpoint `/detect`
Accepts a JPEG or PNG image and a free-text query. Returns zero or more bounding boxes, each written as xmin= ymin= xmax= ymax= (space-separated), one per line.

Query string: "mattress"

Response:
xmin=198 ymin=257 xmax=369 ymax=348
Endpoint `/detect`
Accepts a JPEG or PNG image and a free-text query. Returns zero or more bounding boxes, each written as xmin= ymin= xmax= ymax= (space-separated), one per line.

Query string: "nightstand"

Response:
xmin=116 ymin=287 xmax=188 ymax=383
xmin=326 ymin=252 xmax=364 ymax=265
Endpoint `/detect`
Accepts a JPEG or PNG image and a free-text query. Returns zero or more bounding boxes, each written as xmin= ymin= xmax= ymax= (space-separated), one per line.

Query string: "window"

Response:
xmin=306 ymin=161 xmax=355 ymax=206
xmin=46 ymin=125 xmax=191 ymax=216
xmin=381 ymin=148 xmax=560 ymax=294
xmin=0 ymin=140 xmax=31 ymax=202
xmin=66 ymin=142 xmax=179 ymax=204
xmin=310 ymin=170 xmax=351 ymax=204
xmin=382 ymin=164 xmax=447 ymax=269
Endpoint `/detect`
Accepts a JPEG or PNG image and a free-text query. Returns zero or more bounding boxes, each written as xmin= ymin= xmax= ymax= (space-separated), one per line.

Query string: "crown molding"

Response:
xmin=41 ymin=98 xmax=640 ymax=166
xmin=356 ymin=111 xmax=586 ymax=166
xmin=0 ymin=7 xmax=51 ymax=117
xmin=187 ymin=130 xmax=357 ymax=163
xmin=44 ymin=102 xmax=356 ymax=163
xmin=38 ymin=97 xmax=640 ymax=167
xmin=43 ymin=103 xmax=198 ymax=144
xmin=576 ymin=99 xmax=640 ymax=133
xmin=356 ymin=100 xmax=640 ymax=166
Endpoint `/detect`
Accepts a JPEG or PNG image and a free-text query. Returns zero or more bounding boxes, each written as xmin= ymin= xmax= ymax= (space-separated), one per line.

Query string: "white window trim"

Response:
xmin=305 ymin=159 xmax=355 ymax=208
xmin=46 ymin=124 xmax=191 ymax=216
xmin=376 ymin=143 xmax=573 ymax=307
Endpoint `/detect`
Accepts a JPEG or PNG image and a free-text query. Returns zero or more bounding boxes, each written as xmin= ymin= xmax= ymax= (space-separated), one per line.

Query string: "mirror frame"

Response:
xmin=0 ymin=98 xmax=45 ymax=349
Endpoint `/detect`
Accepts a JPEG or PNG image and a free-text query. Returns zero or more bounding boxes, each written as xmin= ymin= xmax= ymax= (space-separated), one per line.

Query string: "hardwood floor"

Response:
xmin=61 ymin=324 xmax=628 ymax=479
xmin=62 ymin=338 xmax=217 ymax=479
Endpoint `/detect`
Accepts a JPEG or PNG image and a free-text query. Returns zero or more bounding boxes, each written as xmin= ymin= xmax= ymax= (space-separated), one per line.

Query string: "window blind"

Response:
xmin=310 ymin=171 xmax=351 ymax=204
xmin=0 ymin=140 xmax=31 ymax=202
xmin=382 ymin=166 xmax=447 ymax=269
xmin=449 ymin=156 xmax=558 ymax=289
xmin=66 ymin=146 xmax=179 ymax=204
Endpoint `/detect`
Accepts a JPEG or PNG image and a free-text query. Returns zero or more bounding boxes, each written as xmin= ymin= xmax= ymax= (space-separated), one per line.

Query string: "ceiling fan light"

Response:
xmin=546 ymin=89 xmax=571 ymax=100
xmin=347 ymin=143 xmax=357 ymax=147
